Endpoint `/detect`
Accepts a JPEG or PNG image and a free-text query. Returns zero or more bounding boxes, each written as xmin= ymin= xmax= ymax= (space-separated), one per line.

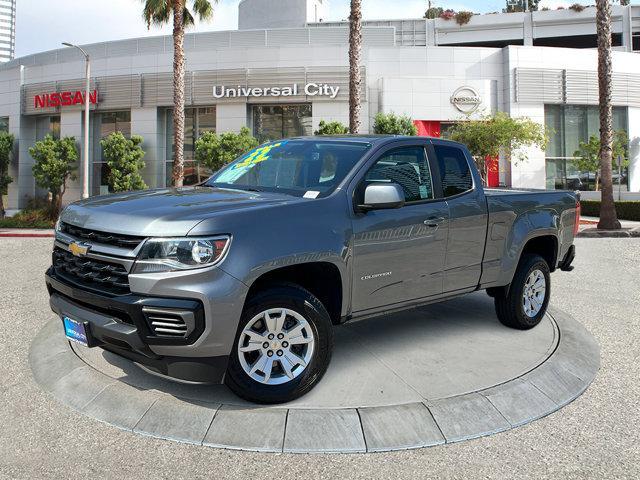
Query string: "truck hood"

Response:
xmin=60 ymin=187 xmax=300 ymax=237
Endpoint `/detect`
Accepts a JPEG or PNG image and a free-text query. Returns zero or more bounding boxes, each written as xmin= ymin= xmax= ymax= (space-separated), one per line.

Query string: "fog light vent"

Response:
xmin=142 ymin=307 xmax=196 ymax=338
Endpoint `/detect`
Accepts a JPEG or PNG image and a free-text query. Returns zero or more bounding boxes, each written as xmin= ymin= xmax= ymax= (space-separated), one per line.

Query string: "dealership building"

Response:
xmin=1 ymin=0 xmax=640 ymax=212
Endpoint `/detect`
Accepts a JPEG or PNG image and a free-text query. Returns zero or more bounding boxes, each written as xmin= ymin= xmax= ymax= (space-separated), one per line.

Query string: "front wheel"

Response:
xmin=225 ymin=284 xmax=333 ymax=404
xmin=494 ymin=254 xmax=551 ymax=330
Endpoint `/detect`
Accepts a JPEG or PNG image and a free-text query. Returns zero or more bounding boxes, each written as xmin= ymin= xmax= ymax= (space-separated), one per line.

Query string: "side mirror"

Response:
xmin=359 ymin=183 xmax=405 ymax=211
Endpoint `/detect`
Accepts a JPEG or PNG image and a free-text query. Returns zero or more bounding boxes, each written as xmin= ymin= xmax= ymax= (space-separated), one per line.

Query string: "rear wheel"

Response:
xmin=225 ymin=284 xmax=333 ymax=404
xmin=494 ymin=254 xmax=551 ymax=330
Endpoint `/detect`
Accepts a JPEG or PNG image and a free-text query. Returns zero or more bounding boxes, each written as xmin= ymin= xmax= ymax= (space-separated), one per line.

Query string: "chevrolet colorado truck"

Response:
xmin=46 ymin=136 xmax=579 ymax=403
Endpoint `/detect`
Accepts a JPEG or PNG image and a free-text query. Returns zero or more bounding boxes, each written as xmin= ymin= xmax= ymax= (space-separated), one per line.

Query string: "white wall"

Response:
xmin=0 ymin=65 xmax=21 ymax=212
xmin=368 ymin=46 xmax=503 ymax=121
xmin=131 ymin=107 xmax=163 ymax=189
xmin=312 ymin=101 xmax=348 ymax=132
xmin=628 ymin=107 xmax=640 ymax=193
xmin=238 ymin=0 xmax=325 ymax=30
xmin=217 ymin=103 xmax=248 ymax=134
xmin=506 ymin=46 xmax=640 ymax=190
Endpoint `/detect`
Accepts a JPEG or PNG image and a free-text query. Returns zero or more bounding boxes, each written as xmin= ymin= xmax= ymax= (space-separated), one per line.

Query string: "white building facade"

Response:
xmin=0 ymin=0 xmax=16 ymax=62
xmin=1 ymin=1 xmax=640 ymax=212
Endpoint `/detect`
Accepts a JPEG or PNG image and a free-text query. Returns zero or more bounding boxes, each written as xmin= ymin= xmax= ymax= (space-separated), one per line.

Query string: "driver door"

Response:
xmin=350 ymin=144 xmax=449 ymax=313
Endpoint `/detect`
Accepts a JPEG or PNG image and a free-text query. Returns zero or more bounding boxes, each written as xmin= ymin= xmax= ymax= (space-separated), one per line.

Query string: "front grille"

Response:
xmin=142 ymin=307 xmax=195 ymax=338
xmin=60 ymin=222 xmax=145 ymax=249
xmin=53 ymin=247 xmax=130 ymax=295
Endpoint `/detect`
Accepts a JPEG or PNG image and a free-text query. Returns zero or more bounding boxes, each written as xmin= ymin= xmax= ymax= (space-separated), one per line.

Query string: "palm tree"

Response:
xmin=595 ymin=0 xmax=620 ymax=230
xmin=143 ymin=0 xmax=215 ymax=187
xmin=348 ymin=0 xmax=362 ymax=134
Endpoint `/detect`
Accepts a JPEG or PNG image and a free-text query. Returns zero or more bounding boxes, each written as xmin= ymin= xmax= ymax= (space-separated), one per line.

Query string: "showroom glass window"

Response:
xmin=433 ymin=144 xmax=473 ymax=197
xmin=165 ymin=107 xmax=216 ymax=186
xmin=92 ymin=111 xmax=131 ymax=196
xmin=545 ymin=105 xmax=628 ymax=191
xmin=0 ymin=117 xmax=8 ymax=132
xmin=252 ymin=104 xmax=312 ymax=143
xmin=35 ymin=116 xmax=60 ymax=140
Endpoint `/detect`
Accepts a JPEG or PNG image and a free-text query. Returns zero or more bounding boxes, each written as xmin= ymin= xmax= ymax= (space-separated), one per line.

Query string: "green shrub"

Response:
xmin=580 ymin=200 xmax=640 ymax=222
xmin=455 ymin=11 xmax=474 ymax=25
xmin=372 ymin=112 xmax=418 ymax=136
xmin=30 ymin=135 xmax=78 ymax=215
xmin=314 ymin=120 xmax=349 ymax=136
xmin=195 ymin=127 xmax=259 ymax=172
xmin=0 ymin=207 xmax=55 ymax=228
xmin=101 ymin=132 xmax=147 ymax=192
xmin=424 ymin=7 xmax=443 ymax=19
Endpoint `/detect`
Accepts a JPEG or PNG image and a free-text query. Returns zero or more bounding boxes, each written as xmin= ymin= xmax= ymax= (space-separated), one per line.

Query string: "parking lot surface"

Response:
xmin=1 ymin=238 xmax=638 ymax=479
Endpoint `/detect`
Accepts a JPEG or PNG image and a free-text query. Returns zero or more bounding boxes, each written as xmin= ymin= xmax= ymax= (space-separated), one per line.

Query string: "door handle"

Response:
xmin=423 ymin=217 xmax=445 ymax=227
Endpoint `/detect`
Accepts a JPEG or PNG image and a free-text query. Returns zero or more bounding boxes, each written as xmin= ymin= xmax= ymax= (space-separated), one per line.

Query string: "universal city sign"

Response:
xmin=213 ymin=83 xmax=340 ymax=100
xmin=450 ymin=86 xmax=482 ymax=114
xmin=34 ymin=90 xmax=99 ymax=109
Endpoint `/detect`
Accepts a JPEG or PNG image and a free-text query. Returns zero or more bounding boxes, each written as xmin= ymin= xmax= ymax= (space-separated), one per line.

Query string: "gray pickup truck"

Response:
xmin=46 ymin=135 xmax=579 ymax=403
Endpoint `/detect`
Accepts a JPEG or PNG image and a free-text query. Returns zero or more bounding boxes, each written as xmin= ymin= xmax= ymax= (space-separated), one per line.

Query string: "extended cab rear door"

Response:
xmin=428 ymin=140 xmax=488 ymax=293
xmin=349 ymin=140 xmax=449 ymax=313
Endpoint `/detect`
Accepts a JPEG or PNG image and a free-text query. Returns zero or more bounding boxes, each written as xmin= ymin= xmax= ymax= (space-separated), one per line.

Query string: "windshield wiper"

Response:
xmin=204 ymin=183 xmax=262 ymax=193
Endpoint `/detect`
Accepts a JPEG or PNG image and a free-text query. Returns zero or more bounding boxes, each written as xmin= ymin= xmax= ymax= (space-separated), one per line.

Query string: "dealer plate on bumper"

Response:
xmin=63 ymin=316 xmax=91 ymax=347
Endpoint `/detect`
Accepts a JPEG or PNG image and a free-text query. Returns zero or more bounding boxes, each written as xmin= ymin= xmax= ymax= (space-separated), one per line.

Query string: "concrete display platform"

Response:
xmin=29 ymin=293 xmax=600 ymax=453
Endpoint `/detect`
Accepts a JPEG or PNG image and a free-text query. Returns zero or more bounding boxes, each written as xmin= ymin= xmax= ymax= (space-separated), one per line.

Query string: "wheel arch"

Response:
xmin=246 ymin=261 xmax=345 ymax=324
xmin=519 ymin=234 xmax=559 ymax=272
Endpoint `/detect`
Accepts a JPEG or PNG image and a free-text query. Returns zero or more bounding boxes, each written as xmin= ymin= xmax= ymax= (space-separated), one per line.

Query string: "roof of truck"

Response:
xmin=285 ymin=135 xmax=459 ymax=146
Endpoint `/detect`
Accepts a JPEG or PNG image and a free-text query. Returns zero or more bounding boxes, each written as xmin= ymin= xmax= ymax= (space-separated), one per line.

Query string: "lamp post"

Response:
xmin=62 ymin=42 xmax=91 ymax=199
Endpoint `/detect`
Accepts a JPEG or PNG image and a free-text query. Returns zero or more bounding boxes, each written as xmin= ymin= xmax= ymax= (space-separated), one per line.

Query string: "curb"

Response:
xmin=0 ymin=230 xmax=54 ymax=238
xmin=30 ymin=307 xmax=599 ymax=454
xmin=577 ymin=227 xmax=640 ymax=238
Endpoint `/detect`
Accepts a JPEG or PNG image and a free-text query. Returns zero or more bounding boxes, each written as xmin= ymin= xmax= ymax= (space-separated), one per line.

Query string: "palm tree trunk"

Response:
xmin=172 ymin=0 xmax=186 ymax=188
xmin=596 ymin=0 xmax=620 ymax=230
xmin=348 ymin=0 xmax=362 ymax=134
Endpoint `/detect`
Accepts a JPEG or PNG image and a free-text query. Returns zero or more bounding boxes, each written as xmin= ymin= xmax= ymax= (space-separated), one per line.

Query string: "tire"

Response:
xmin=494 ymin=254 xmax=551 ymax=330
xmin=225 ymin=283 xmax=333 ymax=404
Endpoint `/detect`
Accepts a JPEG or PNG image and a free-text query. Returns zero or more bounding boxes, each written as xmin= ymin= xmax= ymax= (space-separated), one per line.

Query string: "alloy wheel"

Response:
xmin=522 ymin=269 xmax=546 ymax=318
xmin=237 ymin=308 xmax=315 ymax=385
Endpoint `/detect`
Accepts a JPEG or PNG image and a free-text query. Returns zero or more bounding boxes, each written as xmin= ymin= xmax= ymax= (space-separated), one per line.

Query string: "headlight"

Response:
xmin=132 ymin=236 xmax=230 ymax=273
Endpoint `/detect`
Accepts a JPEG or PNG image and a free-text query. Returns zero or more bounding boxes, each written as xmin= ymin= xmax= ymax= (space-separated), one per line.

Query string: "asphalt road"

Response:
xmin=1 ymin=238 xmax=638 ymax=479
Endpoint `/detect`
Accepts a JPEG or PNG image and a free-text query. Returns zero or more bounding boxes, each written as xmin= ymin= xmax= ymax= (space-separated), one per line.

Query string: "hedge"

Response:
xmin=0 ymin=206 xmax=56 ymax=229
xmin=580 ymin=200 xmax=640 ymax=222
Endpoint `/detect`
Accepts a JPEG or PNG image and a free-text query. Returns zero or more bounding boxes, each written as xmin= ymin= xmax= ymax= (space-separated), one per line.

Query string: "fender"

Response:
xmin=485 ymin=208 xmax=560 ymax=289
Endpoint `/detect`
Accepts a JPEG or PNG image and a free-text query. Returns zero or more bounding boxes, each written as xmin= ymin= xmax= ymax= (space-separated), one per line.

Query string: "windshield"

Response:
xmin=205 ymin=140 xmax=371 ymax=197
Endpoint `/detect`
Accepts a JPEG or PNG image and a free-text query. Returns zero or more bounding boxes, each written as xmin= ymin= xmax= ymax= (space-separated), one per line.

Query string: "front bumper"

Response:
xmin=46 ymin=268 xmax=229 ymax=383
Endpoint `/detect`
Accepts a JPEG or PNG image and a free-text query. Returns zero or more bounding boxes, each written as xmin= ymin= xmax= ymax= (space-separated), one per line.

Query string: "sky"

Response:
xmin=13 ymin=0 xmax=623 ymax=58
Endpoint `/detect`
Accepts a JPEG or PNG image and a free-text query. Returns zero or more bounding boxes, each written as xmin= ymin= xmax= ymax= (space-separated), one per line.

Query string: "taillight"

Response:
xmin=573 ymin=201 xmax=581 ymax=236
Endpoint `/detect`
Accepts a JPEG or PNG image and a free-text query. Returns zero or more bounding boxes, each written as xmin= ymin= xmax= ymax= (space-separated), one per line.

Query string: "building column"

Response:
xmin=15 ymin=116 xmax=36 ymax=210
xmin=508 ymin=105 xmax=546 ymax=190
xmin=628 ymin=107 xmax=640 ymax=193
xmin=216 ymin=103 xmax=248 ymax=133
xmin=622 ymin=5 xmax=632 ymax=53
xmin=312 ymin=101 xmax=349 ymax=132
xmin=131 ymin=107 xmax=162 ymax=189
xmin=60 ymin=110 xmax=83 ymax=205
xmin=523 ymin=12 xmax=533 ymax=47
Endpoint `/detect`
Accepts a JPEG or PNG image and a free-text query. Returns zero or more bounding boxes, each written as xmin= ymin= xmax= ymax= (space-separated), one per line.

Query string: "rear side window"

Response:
xmin=433 ymin=145 xmax=473 ymax=197
xmin=365 ymin=147 xmax=433 ymax=202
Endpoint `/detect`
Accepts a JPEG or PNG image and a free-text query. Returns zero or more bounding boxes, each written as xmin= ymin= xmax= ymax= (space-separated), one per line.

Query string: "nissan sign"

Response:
xmin=450 ymin=86 xmax=482 ymax=114
xmin=34 ymin=90 xmax=99 ymax=109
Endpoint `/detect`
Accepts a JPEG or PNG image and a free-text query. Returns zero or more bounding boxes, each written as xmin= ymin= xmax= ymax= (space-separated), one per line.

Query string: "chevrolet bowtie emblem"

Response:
xmin=69 ymin=241 xmax=91 ymax=257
